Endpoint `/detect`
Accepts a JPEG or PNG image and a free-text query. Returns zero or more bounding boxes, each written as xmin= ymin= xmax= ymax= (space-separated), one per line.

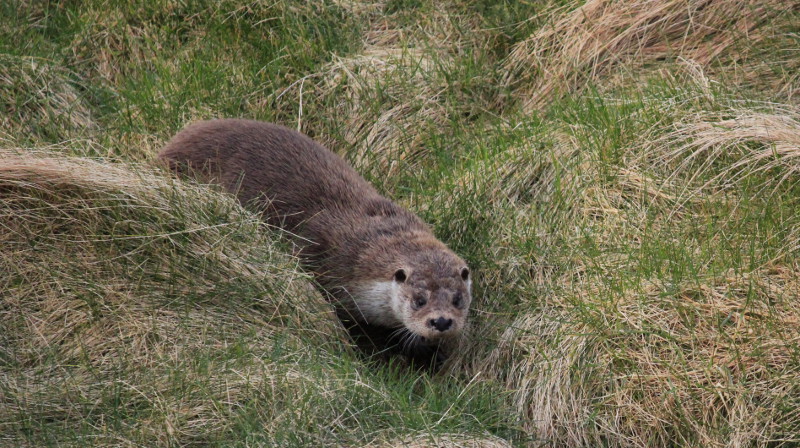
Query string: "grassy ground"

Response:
xmin=2 ymin=0 xmax=800 ymax=446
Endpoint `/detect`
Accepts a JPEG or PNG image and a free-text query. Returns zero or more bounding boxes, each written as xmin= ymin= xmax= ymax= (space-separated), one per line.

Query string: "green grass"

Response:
xmin=2 ymin=0 xmax=800 ymax=446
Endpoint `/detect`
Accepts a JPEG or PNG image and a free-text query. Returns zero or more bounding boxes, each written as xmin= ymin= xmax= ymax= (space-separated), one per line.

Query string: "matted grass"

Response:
xmin=504 ymin=0 xmax=797 ymax=110
xmin=2 ymin=0 xmax=800 ymax=446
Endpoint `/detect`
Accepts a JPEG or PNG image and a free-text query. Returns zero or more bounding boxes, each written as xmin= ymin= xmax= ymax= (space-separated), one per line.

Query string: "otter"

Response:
xmin=158 ymin=119 xmax=471 ymax=368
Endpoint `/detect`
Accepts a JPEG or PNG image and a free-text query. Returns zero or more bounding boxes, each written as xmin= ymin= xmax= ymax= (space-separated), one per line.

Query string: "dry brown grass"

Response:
xmin=659 ymin=109 xmax=800 ymax=190
xmin=481 ymin=266 xmax=800 ymax=447
xmin=324 ymin=46 xmax=452 ymax=177
xmin=368 ymin=432 xmax=513 ymax=448
xmin=505 ymin=0 xmax=791 ymax=111
xmin=0 ymin=149 xmax=346 ymax=444
xmin=447 ymin=81 xmax=800 ymax=445
xmin=269 ymin=44 xmax=450 ymax=180
xmin=264 ymin=3 xmax=494 ymax=181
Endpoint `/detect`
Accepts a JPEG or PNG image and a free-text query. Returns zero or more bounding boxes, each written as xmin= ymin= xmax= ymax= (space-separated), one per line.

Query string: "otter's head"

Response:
xmin=360 ymin=240 xmax=472 ymax=342
xmin=348 ymin=241 xmax=472 ymax=345
xmin=385 ymin=251 xmax=471 ymax=342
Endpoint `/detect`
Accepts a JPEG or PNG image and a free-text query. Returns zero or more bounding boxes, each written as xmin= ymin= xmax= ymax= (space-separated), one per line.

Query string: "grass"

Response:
xmin=1 ymin=0 xmax=799 ymax=446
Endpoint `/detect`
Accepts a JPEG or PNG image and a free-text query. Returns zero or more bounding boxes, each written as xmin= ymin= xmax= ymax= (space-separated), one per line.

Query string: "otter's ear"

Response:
xmin=393 ymin=268 xmax=407 ymax=283
xmin=460 ymin=267 xmax=470 ymax=281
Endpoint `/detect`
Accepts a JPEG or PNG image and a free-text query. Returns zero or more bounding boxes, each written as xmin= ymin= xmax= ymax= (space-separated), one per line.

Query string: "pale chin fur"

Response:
xmin=349 ymin=280 xmax=404 ymax=328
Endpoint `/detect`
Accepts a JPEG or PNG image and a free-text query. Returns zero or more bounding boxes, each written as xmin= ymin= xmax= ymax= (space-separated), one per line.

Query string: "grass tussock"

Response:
xmin=659 ymin=109 xmax=800 ymax=191
xmin=266 ymin=2 xmax=509 ymax=183
xmin=0 ymin=150 xmax=354 ymax=444
xmin=488 ymin=266 xmax=800 ymax=447
xmin=464 ymin=86 xmax=800 ymax=445
xmin=505 ymin=0 xmax=792 ymax=110
xmin=430 ymin=77 xmax=800 ymax=445
xmin=308 ymin=46 xmax=453 ymax=177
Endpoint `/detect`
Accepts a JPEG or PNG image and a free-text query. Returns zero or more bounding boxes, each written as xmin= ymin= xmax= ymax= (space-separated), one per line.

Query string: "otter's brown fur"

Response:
xmin=158 ymin=119 xmax=471 ymax=367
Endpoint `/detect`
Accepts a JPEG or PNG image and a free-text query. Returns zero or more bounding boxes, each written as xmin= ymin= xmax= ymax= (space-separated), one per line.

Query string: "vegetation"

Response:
xmin=2 ymin=0 xmax=799 ymax=446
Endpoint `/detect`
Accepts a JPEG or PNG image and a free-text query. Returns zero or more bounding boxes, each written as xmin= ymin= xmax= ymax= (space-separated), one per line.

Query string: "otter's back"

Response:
xmin=159 ymin=119 xmax=381 ymax=229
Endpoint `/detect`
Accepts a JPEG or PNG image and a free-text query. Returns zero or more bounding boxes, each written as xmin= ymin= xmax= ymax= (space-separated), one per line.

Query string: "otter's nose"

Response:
xmin=429 ymin=317 xmax=453 ymax=332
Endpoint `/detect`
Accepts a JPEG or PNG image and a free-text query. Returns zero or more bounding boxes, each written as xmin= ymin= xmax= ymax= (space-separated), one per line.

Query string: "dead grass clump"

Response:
xmin=498 ymin=266 xmax=800 ymax=446
xmin=484 ymin=267 xmax=800 ymax=447
xmin=479 ymin=308 xmax=593 ymax=447
xmin=656 ymin=108 xmax=800 ymax=192
xmin=732 ymin=51 xmax=800 ymax=107
xmin=0 ymin=150 xmax=345 ymax=444
xmin=368 ymin=432 xmax=513 ymax=448
xmin=264 ymin=4 xmax=496 ymax=181
xmin=0 ymin=55 xmax=94 ymax=143
xmin=329 ymin=47 xmax=453 ymax=177
xmin=267 ymin=43 xmax=454 ymax=180
xmin=330 ymin=0 xmax=386 ymax=16
xmin=505 ymin=0 xmax=790 ymax=111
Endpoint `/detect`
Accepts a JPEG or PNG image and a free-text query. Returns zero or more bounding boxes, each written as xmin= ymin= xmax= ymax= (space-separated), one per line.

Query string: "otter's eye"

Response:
xmin=413 ymin=295 xmax=427 ymax=309
xmin=461 ymin=267 xmax=470 ymax=281
xmin=452 ymin=293 xmax=462 ymax=307
xmin=394 ymin=269 xmax=407 ymax=283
